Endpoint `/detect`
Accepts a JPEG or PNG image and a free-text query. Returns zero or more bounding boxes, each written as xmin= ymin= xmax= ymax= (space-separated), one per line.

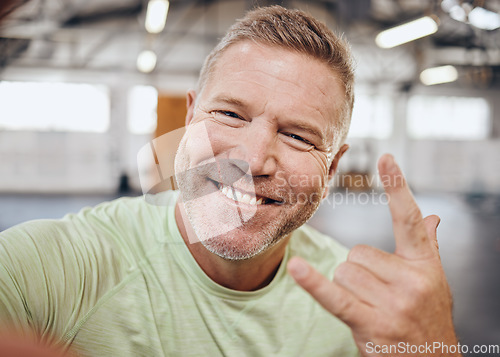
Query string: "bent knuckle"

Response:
xmin=347 ymin=244 xmax=373 ymax=262
xmin=390 ymin=273 xmax=432 ymax=312
xmin=333 ymin=262 xmax=351 ymax=284
xmin=411 ymin=274 xmax=433 ymax=297
xmin=393 ymin=294 xmax=414 ymax=315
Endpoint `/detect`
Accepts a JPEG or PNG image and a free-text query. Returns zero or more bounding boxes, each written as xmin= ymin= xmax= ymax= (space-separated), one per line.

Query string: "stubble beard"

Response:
xmin=178 ymin=174 xmax=322 ymax=261
xmin=183 ymin=195 xmax=320 ymax=261
xmin=174 ymin=138 xmax=324 ymax=261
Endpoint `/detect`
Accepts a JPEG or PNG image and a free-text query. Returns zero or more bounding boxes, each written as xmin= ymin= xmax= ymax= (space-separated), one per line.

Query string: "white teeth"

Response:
xmin=218 ymin=184 xmax=263 ymax=205
xmin=241 ymin=193 xmax=251 ymax=204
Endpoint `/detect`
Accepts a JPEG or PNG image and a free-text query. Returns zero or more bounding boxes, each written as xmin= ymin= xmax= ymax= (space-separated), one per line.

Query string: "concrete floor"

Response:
xmin=1 ymin=191 xmax=499 ymax=352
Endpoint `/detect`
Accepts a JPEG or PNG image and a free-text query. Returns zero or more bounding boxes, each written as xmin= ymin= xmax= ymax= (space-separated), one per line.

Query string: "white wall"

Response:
xmin=339 ymin=85 xmax=500 ymax=194
xmin=1 ymin=63 xmax=499 ymax=195
xmin=406 ymin=86 xmax=500 ymax=194
xmin=0 ymin=67 xmax=195 ymax=193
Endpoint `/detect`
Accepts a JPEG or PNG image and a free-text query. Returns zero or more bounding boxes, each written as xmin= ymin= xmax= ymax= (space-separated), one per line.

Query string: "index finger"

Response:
xmin=378 ymin=154 xmax=436 ymax=259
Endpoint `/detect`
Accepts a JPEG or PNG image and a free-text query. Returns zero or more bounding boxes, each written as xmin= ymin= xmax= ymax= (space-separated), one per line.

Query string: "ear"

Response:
xmin=322 ymin=144 xmax=349 ymax=199
xmin=328 ymin=144 xmax=349 ymax=179
xmin=185 ymin=90 xmax=197 ymax=126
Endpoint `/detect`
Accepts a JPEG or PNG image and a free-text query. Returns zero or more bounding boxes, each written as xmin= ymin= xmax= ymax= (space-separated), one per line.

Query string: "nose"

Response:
xmin=230 ymin=122 xmax=278 ymax=177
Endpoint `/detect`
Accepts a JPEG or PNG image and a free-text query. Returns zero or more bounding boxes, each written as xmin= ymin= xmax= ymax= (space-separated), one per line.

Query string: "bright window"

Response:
xmin=407 ymin=95 xmax=490 ymax=140
xmin=0 ymin=81 xmax=110 ymax=132
xmin=128 ymin=85 xmax=158 ymax=134
xmin=348 ymin=94 xmax=393 ymax=139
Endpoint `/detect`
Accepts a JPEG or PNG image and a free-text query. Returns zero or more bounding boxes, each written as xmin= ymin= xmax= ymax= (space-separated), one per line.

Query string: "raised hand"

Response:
xmin=287 ymin=154 xmax=460 ymax=356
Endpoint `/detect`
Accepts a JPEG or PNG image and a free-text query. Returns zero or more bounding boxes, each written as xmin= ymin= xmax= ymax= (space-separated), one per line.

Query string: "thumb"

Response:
xmin=423 ymin=214 xmax=441 ymax=252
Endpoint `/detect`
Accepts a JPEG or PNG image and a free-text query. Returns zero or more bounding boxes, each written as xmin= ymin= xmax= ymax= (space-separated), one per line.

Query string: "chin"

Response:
xmin=195 ymin=211 xmax=302 ymax=261
xmin=199 ymin=229 xmax=278 ymax=261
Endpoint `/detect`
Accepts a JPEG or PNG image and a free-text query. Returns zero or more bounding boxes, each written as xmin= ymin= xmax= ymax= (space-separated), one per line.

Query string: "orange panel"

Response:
xmin=149 ymin=94 xmax=187 ymax=193
xmin=155 ymin=94 xmax=187 ymax=138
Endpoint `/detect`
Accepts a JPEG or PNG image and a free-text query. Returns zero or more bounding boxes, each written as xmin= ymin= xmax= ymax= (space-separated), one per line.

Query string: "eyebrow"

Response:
xmin=211 ymin=95 xmax=249 ymax=110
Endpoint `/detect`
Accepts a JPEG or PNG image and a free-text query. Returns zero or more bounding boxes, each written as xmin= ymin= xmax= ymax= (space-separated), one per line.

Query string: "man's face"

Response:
xmin=175 ymin=41 xmax=346 ymax=260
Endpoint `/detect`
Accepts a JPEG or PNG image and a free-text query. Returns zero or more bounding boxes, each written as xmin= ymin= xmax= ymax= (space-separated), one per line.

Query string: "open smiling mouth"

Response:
xmin=210 ymin=180 xmax=283 ymax=206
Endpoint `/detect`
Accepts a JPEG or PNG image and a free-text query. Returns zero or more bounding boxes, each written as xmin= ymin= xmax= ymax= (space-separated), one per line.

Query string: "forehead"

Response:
xmin=209 ymin=41 xmax=340 ymax=91
xmin=202 ymin=41 xmax=345 ymax=135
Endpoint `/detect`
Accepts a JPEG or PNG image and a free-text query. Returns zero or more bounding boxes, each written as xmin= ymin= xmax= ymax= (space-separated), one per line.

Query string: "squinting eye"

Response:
xmin=282 ymin=133 xmax=315 ymax=151
xmin=288 ymin=133 xmax=311 ymax=145
xmin=219 ymin=111 xmax=241 ymax=119
xmin=211 ymin=110 xmax=246 ymax=127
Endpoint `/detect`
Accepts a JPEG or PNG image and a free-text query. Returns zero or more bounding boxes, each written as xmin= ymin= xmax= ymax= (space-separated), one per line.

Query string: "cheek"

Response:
xmin=292 ymin=152 xmax=330 ymax=188
xmin=277 ymin=155 xmax=330 ymax=195
xmin=182 ymin=121 xmax=218 ymax=165
xmin=309 ymin=150 xmax=331 ymax=176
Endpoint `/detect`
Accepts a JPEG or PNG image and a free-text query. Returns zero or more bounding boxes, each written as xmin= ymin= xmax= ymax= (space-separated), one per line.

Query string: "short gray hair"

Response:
xmin=196 ymin=5 xmax=355 ymax=147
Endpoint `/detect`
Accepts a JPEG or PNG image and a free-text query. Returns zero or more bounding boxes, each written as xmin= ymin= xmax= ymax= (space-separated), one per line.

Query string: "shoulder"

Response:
xmin=0 ymin=191 xmax=179 ymax=337
xmin=288 ymin=224 xmax=349 ymax=279
xmin=1 ymin=191 xmax=178 ymax=267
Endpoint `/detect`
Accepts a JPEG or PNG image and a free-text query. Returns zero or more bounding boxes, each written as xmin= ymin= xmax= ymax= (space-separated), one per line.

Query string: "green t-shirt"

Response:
xmin=0 ymin=191 xmax=358 ymax=356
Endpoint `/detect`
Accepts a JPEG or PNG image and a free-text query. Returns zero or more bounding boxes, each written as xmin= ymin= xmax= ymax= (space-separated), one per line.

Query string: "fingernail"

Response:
xmin=288 ymin=258 xmax=309 ymax=279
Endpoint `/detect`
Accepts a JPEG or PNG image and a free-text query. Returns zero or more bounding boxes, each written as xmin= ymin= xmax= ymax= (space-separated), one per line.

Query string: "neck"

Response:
xmin=174 ymin=200 xmax=289 ymax=291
